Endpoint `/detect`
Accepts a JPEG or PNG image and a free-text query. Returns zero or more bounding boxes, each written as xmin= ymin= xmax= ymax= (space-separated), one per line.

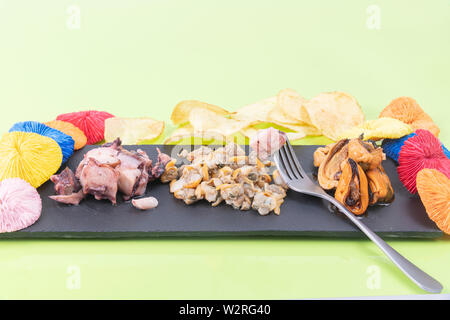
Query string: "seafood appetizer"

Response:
xmin=167 ymin=142 xmax=288 ymax=215
xmin=49 ymin=138 xmax=171 ymax=207
xmin=314 ymin=137 xmax=394 ymax=215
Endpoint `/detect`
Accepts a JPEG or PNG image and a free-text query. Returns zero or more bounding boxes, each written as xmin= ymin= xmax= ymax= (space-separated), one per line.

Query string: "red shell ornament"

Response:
xmin=56 ymin=110 xmax=115 ymax=145
xmin=397 ymin=129 xmax=450 ymax=193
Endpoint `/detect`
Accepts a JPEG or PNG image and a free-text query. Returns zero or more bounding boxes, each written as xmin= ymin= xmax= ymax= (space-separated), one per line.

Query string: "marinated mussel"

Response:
xmin=317 ymin=139 xmax=350 ymax=190
xmin=315 ymin=137 xmax=387 ymax=191
xmin=366 ymin=166 xmax=394 ymax=205
xmin=335 ymin=158 xmax=369 ymax=215
xmin=347 ymin=138 xmax=385 ymax=171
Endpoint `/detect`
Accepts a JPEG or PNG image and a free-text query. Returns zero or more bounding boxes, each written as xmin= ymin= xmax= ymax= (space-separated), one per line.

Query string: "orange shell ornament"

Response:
xmin=45 ymin=120 xmax=87 ymax=150
xmin=416 ymin=169 xmax=450 ymax=234
xmin=379 ymin=97 xmax=440 ymax=137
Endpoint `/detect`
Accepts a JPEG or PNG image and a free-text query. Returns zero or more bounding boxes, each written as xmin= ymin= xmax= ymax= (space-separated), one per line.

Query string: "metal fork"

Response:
xmin=274 ymin=139 xmax=443 ymax=294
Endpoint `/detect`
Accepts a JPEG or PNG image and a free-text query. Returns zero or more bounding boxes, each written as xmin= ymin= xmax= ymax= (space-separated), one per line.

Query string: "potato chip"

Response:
xmin=242 ymin=123 xmax=320 ymax=142
xmin=104 ymin=117 xmax=165 ymax=144
xmin=275 ymin=122 xmax=321 ymax=136
xmin=277 ymin=88 xmax=311 ymax=124
xmin=189 ymin=108 xmax=251 ymax=136
xmin=266 ymin=89 xmax=310 ymax=126
xmin=171 ymin=100 xmax=230 ymax=126
xmin=338 ymin=118 xmax=413 ymax=141
xmin=231 ymin=97 xmax=276 ymax=123
xmin=267 ymin=107 xmax=296 ymax=125
xmin=303 ymin=92 xmax=365 ymax=141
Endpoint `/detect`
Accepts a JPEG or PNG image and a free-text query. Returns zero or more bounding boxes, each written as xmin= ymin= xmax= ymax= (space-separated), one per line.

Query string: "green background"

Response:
xmin=0 ymin=0 xmax=449 ymax=299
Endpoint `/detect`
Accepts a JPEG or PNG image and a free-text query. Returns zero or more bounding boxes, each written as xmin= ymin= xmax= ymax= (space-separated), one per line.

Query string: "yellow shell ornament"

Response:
xmin=0 ymin=132 xmax=63 ymax=188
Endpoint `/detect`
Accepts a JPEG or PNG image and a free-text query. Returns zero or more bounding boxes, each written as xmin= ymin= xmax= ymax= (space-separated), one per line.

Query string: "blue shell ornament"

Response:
xmin=382 ymin=132 xmax=450 ymax=163
xmin=9 ymin=121 xmax=74 ymax=164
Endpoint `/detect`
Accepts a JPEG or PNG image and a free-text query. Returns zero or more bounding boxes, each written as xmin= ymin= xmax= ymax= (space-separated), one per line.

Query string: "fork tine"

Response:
xmin=285 ymin=140 xmax=308 ymax=178
xmin=274 ymin=151 xmax=293 ymax=183
xmin=281 ymin=142 xmax=303 ymax=179
xmin=277 ymin=147 xmax=297 ymax=180
xmin=280 ymin=146 xmax=302 ymax=179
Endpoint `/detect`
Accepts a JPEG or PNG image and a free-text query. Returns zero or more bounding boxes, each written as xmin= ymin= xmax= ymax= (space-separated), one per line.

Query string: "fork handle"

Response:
xmin=327 ymin=197 xmax=443 ymax=293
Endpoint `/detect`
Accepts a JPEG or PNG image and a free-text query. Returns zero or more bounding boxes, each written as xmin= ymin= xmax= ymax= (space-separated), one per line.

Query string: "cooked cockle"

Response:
xmin=160 ymin=158 xmax=178 ymax=183
xmin=180 ymin=166 xmax=203 ymax=189
xmin=217 ymin=166 xmax=234 ymax=184
xmin=256 ymin=172 xmax=272 ymax=188
xmin=229 ymin=155 xmax=250 ymax=169
xmin=263 ymin=184 xmax=286 ymax=215
xmin=169 ymin=179 xmax=184 ymax=194
xmin=205 ymin=148 xmax=228 ymax=168
xmin=200 ymin=163 xmax=210 ymax=181
xmin=195 ymin=180 xmax=219 ymax=203
xmin=224 ymin=143 xmax=246 ymax=158
xmin=272 ymin=169 xmax=288 ymax=189
xmin=252 ymin=191 xmax=277 ymax=216
xmin=265 ymin=183 xmax=287 ymax=199
xmin=217 ymin=183 xmax=246 ymax=209
xmin=168 ymin=144 xmax=288 ymax=215
xmin=174 ymin=187 xmax=198 ymax=205
xmin=241 ymin=195 xmax=252 ymax=211
xmin=209 ymin=177 xmax=223 ymax=187
xmin=242 ymin=181 xmax=257 ymax=198
xmin=170 ymin=176 xmax=199 ymax=204
xmin=232 ymin=165 xmax=259 ymax=183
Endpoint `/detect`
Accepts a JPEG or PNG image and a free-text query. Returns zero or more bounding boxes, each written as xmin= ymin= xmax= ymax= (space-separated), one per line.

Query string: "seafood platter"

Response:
xmin=0 ymin=90 xmax=448 ymax=238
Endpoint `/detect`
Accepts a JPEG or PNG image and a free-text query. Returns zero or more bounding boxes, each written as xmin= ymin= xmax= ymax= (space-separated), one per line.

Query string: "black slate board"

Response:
xmin=2 ymin=145 xmax=442 ymax=239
